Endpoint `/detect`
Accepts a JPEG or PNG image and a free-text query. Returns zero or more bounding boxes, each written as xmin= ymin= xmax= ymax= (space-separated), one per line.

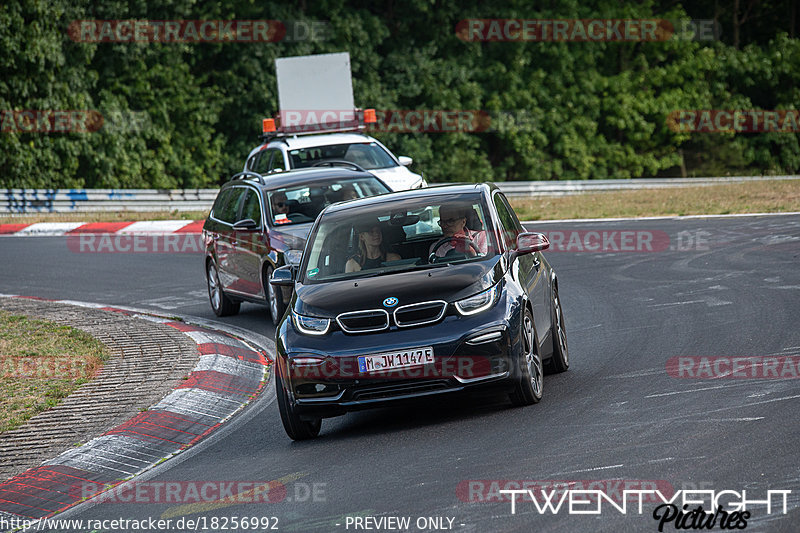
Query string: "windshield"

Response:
xmin=289 ymin=142 xmax=398 ymax=170
xmin=267 ymin=177 xmax=390 ymax=226
xmin=302 ymin=195 xmax=497 ymax=283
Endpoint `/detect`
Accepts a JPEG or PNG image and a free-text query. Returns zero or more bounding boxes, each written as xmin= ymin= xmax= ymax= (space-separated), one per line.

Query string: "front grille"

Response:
xmin=336 ymin=309 xmax=389 ymax=333
xmin=350 ymin=380 xmax=450 ymax=401
xmin=393 ymin=300 xmax=447 ymax=328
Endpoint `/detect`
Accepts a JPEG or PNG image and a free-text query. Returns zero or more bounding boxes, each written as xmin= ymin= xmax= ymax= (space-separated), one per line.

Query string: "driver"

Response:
xmin=431 ymin=205 xmax=488 ymax=258
xmin=271 ymin=192 xmax=290 ymax=216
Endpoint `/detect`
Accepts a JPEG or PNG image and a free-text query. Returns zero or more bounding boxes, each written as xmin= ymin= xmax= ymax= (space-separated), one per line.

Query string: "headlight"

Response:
xmin=292 ymin=312 xmax=330 ymax=335
xmin=455 ymin=285 xmax=499 ymax=316
xmin=285 ymin=249 xmax=303 ymax=267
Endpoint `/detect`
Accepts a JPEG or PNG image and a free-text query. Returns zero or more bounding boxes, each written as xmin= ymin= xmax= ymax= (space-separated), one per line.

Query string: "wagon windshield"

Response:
xmin=267 ymin=177 xmax=390 ymax=226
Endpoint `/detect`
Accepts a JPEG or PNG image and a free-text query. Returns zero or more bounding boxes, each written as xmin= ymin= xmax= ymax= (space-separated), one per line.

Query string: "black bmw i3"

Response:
xmin=270 ymin=183 xmax=569 ymax=440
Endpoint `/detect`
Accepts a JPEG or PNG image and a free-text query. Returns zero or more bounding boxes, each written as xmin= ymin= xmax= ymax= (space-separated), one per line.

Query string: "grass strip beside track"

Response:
xmin=0 ymin=311 xmax=109 ymax=432
xmin=511 ymin=179 xmax=800 ymax=220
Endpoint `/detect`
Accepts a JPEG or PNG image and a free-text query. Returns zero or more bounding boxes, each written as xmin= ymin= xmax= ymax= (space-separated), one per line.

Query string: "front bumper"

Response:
xmin=276 ymin=307 xmax=521 ymax=418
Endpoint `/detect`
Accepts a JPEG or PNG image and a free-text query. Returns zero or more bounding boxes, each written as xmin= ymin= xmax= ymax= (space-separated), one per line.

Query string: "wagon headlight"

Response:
xmin=292 ymin=312 xmax=330 ymax=335
xmin=455 ymin=284 xmax=499 ymax=316
xmin=285 ymin=249 xmax=303 ymax=267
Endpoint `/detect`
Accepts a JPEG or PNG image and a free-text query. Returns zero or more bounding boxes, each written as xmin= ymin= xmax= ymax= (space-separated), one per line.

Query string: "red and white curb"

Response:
xmin=0 ymin=220 xmax=204 ymax=236
xmin=0 ymin=296 xmax=271 ymax=525
xmin=3 ymin=211 xmax=799 ymax=237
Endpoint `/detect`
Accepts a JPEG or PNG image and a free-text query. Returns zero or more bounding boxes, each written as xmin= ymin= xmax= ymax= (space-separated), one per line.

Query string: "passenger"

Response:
xmin=431 ymin=205 xmax=488 ymax=258
xmin=345 ymin=219 xmax=401 ymax=272
xmin=339 ymin=184 xmax=359 ymax=201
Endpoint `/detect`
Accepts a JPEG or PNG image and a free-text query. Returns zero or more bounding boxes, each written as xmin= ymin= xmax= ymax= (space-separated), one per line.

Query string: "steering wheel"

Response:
xmin=428 ymin=235 xmax=480 ymax=263
xmin=311 ymin=160 xmax=367 ymax=172
xmin=285 ymin=212 xmax=314 ymax=223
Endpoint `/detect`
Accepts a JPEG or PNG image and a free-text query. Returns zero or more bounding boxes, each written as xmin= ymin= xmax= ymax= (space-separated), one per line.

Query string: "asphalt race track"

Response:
xmin=2 ymin=214 xmax=799 ymax=532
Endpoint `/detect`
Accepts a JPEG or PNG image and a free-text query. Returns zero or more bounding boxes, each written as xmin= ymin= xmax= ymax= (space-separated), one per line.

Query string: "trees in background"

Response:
xmin=1 ymin=0 xmax=798 ymax=188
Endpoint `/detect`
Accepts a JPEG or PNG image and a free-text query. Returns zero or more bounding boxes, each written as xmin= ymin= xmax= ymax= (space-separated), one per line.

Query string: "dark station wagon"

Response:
xmin=203 ymin=167 xmax=391 ymax=324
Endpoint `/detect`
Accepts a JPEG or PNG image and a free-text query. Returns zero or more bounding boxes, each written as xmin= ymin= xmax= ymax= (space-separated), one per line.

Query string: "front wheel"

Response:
xmin=509 ymin=308 xmax=543 ymax=406
xmin=276 ymin=373 xmax=321 ymax=441
xmin=265 ymin=265 xmax=287 ymax=326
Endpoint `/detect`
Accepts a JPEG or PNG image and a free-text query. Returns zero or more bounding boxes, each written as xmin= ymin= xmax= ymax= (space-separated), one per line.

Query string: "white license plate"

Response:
xmin=357 ymin=346 xmax=434 ymax=373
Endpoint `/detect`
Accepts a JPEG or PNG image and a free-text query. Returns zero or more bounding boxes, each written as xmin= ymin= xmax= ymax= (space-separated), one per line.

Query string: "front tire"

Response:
xmin=265 ymin=265 xmax=287 ymax=326
xmin=509 ymin=308 xmax=543 ymax=406
xmin=276 ymin=372 xmax=321 ymax=441
xmin=548 ymin=285 xmax=569 ymax=373
xmin=207 ymin=260 xmax=240 ymax=317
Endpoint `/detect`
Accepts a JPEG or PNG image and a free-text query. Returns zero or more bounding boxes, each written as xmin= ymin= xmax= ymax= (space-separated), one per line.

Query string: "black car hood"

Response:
xmin=294 ymin=255 xmax=506 ymax=318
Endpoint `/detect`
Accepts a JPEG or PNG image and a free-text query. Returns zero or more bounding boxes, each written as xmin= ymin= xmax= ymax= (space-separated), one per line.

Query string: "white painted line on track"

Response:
xmin=605 ymin=368 xmax=665 ymax=379
xmin=705 ymin=417 xmax=764 ymax=422
xmin=548 ymin=464 xmax=625 ymax=476
xmin=646 ymin=383 xmax=754 ymax=398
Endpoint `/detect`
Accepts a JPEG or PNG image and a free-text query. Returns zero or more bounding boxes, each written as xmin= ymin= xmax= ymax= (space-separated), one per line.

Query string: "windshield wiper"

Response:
xmin=355 ymin=262 xmax=444 ymax=279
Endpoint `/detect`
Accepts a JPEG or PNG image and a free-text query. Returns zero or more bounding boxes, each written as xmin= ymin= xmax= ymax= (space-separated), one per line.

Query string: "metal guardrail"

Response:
xmin=496 ymin=175 xmax=800 ymax=197
xmin=2 ymin=175 xmax=797 ymax=213
xmin=1 ymin=189 xmax=218 ymax=214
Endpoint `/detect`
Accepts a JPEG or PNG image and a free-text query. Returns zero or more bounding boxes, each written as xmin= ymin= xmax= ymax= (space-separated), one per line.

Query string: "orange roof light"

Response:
xmin=262 ymin=118 xmax=276 ymax=133
xmin=363 ymin=109 xmax=377 ymax=124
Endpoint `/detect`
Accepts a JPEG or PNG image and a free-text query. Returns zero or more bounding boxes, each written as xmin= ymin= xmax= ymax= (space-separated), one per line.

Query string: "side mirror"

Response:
xmin=516 ymin=232 xmax=550 ymax=255
xmin=398 ymin=156 xmax=413 ymax=167
xmin=232 ymin=218 xmax=258 ymax=230
xmin=270 ymin=264 xmax=295 ymax=287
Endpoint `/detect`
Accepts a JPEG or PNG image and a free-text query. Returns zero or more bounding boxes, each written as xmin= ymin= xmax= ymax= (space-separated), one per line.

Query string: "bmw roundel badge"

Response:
xmin=383 ymin=297 xmax=399 ymax=308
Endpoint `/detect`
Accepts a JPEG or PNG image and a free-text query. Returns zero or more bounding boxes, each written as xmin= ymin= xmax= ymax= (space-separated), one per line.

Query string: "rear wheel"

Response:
xmin=276 ymin=372 xmax=321 ymax=441
xmin=548 ymin=285 xmax=569 ymax=373
xmin=265 ymin=265 xmax=287 ymax=326
xmin=509 ymin=308 xmax=543 ymax=406
xmin=207 ymin=261 xmax=240 ymax=317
